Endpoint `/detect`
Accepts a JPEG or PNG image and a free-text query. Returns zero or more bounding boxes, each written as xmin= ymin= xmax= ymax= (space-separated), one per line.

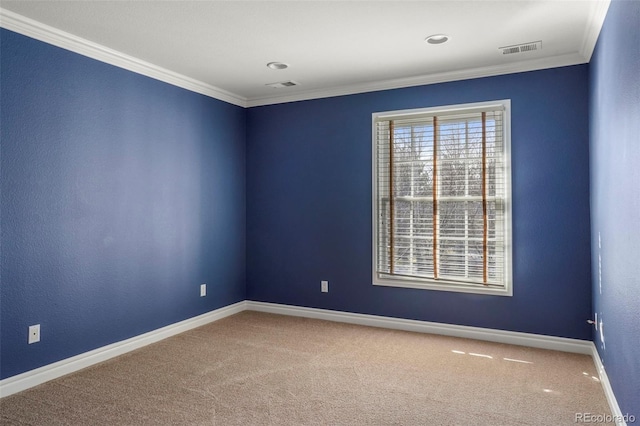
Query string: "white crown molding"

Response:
xmin=0 ymin=301 xmax=246 ymax=398
xmin=0 ymin=8 xmax=248 ymax=108
xmin=580 ymin=0 xmax=611 ymax=62
xmin=591 ymin=344 xmax=628 ymax=426
xmin=1 ymin=5 xmax=609 ymax=109
xmin=246 ymin=301 xmax=593 ymax=354
xmin=246 ymin=53 xmax=588 ymax=107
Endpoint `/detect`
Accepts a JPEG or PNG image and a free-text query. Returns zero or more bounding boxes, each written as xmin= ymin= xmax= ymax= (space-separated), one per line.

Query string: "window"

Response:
xmin=372 ymin=100 xmax=512 ymax=295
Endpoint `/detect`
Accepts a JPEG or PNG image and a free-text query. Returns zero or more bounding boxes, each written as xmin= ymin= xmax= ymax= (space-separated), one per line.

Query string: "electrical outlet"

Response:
xmin=28 ymin=324 xmax=40 ymax=344
xmin=200 ymin=284 xmax=207 ymax=297
xmin=321 ymin=280 xmax=329 ymax=293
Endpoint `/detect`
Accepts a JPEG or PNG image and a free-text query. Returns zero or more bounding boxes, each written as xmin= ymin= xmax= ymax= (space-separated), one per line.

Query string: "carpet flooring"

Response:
xmin=1 ymin=311 xmax=612 ymax=425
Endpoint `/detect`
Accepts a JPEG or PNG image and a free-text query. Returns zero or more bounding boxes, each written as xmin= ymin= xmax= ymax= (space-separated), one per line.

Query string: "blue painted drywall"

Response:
xmin=590 ymin=0 xmax=640 ymax=419
xmin=247 ymin=65 xmax=593 ymax=340
xmin=0 ymin=29 xmax=246 ymax=379
xmin=0 ymin=16 xmax=603 ymax=385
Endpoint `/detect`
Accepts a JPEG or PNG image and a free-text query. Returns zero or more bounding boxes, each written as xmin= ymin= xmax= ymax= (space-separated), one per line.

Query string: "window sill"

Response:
xmin=373 ymin=277 xmax=512 ymax=296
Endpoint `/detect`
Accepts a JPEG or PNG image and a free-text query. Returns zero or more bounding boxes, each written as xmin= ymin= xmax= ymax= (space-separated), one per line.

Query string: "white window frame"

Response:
xmin=372 ymin=100 xmax=513 ymax=296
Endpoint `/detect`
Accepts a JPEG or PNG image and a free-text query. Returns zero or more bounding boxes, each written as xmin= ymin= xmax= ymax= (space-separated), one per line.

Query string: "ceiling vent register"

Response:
xmin=500 ymin=41 xmax=542 ymax=55
xmin=266 ymin=81 xmax=299 ymax=89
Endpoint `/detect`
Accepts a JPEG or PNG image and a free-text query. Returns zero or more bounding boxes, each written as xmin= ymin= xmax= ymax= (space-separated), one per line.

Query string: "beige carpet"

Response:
xmin=1 ymin=311 xmax=611 ymax=425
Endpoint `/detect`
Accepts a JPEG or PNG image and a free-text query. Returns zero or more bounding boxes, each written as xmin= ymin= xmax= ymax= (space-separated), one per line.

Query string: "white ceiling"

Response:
xmin=0 ymin=1 xmax=610 ymax=107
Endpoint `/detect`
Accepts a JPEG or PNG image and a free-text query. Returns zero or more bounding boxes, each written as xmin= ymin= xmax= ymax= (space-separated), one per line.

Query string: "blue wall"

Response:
xmin=0 ymin=29 xmax=247 ymax=379
xmin=589 ymin=0 xmax=640 ymax=418
xmin=246 ymin=65 xmax=593 ymax=340
xmin=1 ymin=15 xmax=609 ymax=385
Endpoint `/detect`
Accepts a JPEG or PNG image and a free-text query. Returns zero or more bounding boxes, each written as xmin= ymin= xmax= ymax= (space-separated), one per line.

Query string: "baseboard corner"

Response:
xmin=0 ymin=300 xmax=246 ymax=398
xmin=589 ymin=343 xmax=627 ymax=426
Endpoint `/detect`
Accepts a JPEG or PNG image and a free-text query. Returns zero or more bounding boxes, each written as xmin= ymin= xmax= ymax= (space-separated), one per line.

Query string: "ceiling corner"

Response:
xmin=579 ymin=0 xmax=611 ymax=62
xmin=0 ymin=8 xmax=248 ymax=108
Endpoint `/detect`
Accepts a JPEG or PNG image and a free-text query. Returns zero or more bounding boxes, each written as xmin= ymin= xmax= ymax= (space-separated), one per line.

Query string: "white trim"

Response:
xmin=580 ymin=0 xmax=611 ymax=62
xmin=248 ymin=301 xmax=626 ymax=421
xmin=371 ymin=100 xmax=513 ymax=297
xmin=0 ymin=301 xmax=246 ymax=398
xmin=246 ymin=301 xmax=592 ymax=354
xmin=591 ymin=343 xmax=627 ymax=426
xmin=0 ymin=9 xmax=248 ymax=108
xmin=246 ymin=53 xmax=587 ymax=107
xmin=0 ymin=299 xmax=625 ymax=422
xmin=0 ymin=7 xmax=607 ymax=109
xmin=372 ymin=279 xmax=510 ymax=296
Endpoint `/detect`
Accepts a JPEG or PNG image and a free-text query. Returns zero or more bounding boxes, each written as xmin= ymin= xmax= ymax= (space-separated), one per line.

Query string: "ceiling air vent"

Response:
xmin=266 ymin=81 xmax=299 ymax=89
xmin=500 ymin=40 xmax=542 ymax=55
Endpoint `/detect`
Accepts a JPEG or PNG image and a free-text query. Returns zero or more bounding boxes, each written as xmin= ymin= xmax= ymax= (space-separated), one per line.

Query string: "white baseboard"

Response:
xmin=247 ymin=302 xmax=629 ymax=422
xmin=1 ymin=298 xmax=624 ymax=425
xmin=0 ymin=301 xmax=246 ymax=398
xmin=591 ymin=344 xmax=627 ymax=426
xmin=246 ymin=301 xmax=593 ymax=354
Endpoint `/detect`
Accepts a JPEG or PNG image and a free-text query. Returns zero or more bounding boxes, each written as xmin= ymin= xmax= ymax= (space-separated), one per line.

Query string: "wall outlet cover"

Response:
xmin=28 ymin=324 xmax=40 ymax=344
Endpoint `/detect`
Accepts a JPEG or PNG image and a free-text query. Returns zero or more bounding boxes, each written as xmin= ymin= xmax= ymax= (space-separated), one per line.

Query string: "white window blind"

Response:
xmin=373 ymin=100 xmax=512 ymax=295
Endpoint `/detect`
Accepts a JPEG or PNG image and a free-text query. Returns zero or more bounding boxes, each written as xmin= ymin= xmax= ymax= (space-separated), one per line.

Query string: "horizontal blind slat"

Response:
xmin=375 ymin=105 xmax=508 ymax=289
